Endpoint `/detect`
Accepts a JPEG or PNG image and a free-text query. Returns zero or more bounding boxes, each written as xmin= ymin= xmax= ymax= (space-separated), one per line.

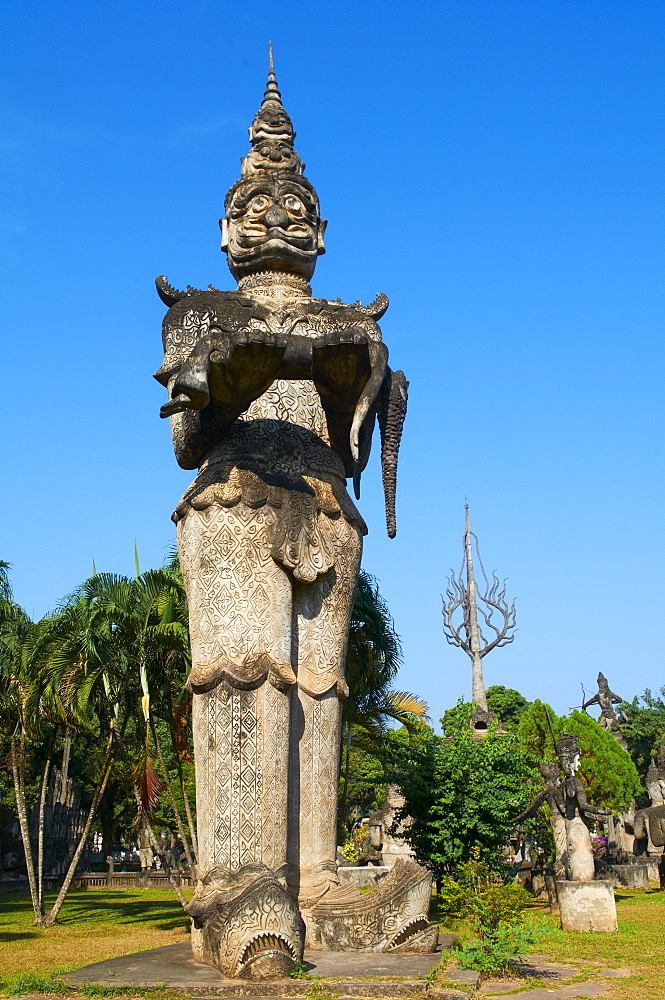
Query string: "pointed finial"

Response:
xmin=263 ymin=40 xmax=282 ymax=103
xmin=465 ymin=502 xmax=470 ymax=532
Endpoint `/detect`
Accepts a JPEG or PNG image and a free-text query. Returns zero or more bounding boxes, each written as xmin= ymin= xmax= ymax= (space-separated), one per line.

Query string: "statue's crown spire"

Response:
xmin=263 ymin=42 xmax=280 ymax=102
xmin=243 ymin=44 xmax=303 ymax=175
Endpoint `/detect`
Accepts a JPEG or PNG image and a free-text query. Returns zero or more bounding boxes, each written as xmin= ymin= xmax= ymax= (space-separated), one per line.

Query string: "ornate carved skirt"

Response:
xmin=178 ymin=474 xmax=362 ymax=904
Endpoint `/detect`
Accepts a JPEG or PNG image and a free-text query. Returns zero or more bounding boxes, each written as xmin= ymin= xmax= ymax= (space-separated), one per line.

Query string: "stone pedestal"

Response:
xmin=555 ymin=879 xmax=617 ymax=933
xmin=626 ymin=854 xmax=662 ymax=881
xmin=337 ymin=865 xmax=390 ymax=889
xmin=607 ymin=863 xmax=649 ymax=890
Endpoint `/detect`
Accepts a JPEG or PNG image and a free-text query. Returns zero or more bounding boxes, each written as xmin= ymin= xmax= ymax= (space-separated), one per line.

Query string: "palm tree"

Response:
xmin=0 ymin=564 xmax=42 ymax=920
xmin=32 ymin=563 xmax=193 ymax=924
xmin=339 ymin=570 xmax=429 ymax=830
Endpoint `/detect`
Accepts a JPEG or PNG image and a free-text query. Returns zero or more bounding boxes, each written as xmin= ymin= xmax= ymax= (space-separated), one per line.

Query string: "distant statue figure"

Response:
xmin=633 ymin=753 xmax=665 ymax=857
xmin=513 ymin=760 xmax=568 ymax=877
xmin=137 ymin=824 xmax=153 ymax=872
xmin=582 ymin=673 xmax=627 ymax=740
xmin=557 ymin=735 xmax=610 ymax=881
xmin=366 ymin=785 xmax=415 ymax=867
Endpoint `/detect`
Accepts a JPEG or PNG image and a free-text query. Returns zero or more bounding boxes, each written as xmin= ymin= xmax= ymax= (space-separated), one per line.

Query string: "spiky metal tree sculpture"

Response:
xmin=442 ymin=506 xmax=516 ymax=718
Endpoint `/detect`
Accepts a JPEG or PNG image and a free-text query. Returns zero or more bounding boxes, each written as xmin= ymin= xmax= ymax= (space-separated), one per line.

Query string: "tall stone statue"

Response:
xmin=154 ymin=54 xmax=425 ymax=979
xmin=555 ymin=735 xmax=611 ymax=881
xmin=513 ymin=736 xmax=610 ymax=881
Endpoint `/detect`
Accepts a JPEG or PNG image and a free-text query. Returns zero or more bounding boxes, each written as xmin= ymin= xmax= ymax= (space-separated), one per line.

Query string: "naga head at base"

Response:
xmin=186 ymin=863 xmax=305 ymax=980
xmin=308 ymin=860 xmax=437 ymax=953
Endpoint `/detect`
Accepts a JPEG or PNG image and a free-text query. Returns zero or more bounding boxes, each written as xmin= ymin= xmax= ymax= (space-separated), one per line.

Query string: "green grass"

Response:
xmin=523 ymin=887 xmax=665 ymax=1000
xmin=0 ymin=888 xmax=191 ymax=993
xmin=0 ymin=885 xmax=663 ymax=999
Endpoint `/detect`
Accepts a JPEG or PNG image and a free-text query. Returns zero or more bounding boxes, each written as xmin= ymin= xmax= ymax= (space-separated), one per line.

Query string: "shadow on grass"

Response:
xmin=0 ymin=930 xmax=40 ymax=941
xmin=0 ymin=891 xmax=189 ymax=932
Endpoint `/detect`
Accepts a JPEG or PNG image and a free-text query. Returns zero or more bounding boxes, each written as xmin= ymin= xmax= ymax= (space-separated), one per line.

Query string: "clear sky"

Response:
xmin=2 ymin=1 xmax=664 ymax=727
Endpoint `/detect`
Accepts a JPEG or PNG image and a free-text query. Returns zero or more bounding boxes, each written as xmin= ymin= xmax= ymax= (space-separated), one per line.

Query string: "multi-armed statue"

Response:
xmin=154 ymin=54 xmax=430 ymax=979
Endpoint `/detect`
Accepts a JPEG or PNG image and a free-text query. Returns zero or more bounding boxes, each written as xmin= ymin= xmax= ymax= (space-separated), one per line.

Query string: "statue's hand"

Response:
xmin=208 ymin=329 xmax=287 ymax=411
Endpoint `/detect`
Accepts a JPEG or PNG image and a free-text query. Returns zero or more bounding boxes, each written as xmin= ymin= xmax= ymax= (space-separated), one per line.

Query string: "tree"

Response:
xmin=486 ymin=686 xmax=530 ymax=730
xmin=617 ymin=688 xmax=665 ymax=788
xmin=338 ymin=570 xmax=428 ymax=834
xmin=26 ymin=561 xmax=192 ymax=924
xmin=0 ymin=565 xmax=41 ymax=920
xmin=517 ymin=701 xmax=641 ymax=813
xmin=393 ymin=721 xmax=533 ymax=878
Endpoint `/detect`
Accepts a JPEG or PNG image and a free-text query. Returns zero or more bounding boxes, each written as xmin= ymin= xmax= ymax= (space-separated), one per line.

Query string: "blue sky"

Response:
xmin=2 ymin=1 xmax=664 ymax=727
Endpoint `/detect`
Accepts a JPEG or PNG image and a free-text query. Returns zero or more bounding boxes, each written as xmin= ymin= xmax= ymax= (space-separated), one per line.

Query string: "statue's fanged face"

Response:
xmin=222 ymin=177 xmax=326 ymax=280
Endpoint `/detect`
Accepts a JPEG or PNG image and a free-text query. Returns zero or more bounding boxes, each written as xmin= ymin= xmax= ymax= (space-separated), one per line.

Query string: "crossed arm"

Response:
xmin=160 ymin=323 xmax=387 ymax=477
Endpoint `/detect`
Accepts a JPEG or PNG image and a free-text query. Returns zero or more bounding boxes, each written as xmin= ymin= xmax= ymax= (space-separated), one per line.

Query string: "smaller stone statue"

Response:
xmin=137 ymin=823 xmax=153 ymax=873
xmin=513 ymin=736 xmax=610 ymax=882
xmin=513 ymin=761 xmax=568 ymax=877
xmin=556 ymin=735 xmax=611 ymax=881
xmin=366 ymin=785 xmax=415 ymax=867
xmin=518 ymin=733 xmax=618 ymax=932
xmin=633 ymin=752 xmax=665 ymax=857
xmin=582 ymin=673 xmax=628 ymax=745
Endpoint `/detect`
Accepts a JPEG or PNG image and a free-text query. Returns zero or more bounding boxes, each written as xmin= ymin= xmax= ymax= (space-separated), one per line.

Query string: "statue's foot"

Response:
xmin=186 ymin=863 xmax=304 ymax=979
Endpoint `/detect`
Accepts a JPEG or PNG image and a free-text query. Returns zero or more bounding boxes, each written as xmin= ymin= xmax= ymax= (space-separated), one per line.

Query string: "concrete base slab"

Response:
xmin=438 ymin=967 xmax=481 ymax=989
xmin=65 ymin=939 xmax=459 ymax=992
xmin=555 ymin=879 xmax=617 ymax=932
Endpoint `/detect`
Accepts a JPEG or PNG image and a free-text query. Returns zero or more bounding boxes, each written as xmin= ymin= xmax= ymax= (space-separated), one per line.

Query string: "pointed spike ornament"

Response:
xmin=265 ymin=41 xmax=279 ymax=99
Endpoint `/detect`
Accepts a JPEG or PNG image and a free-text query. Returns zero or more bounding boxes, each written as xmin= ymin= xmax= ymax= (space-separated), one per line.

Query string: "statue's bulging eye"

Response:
xmin=250 ymin=196 xmax=268 ymax=212
xmin=283 ymin=195 xmax=302 ymax=213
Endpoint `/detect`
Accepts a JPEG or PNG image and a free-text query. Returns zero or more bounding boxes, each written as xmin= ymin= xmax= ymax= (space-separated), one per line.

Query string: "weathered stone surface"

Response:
xmin=65 ymin=939 xmax=455 ymax=989
xmin=155 ymin=51 xmax=409 ymax=975
xmin=438 ymin=967 xmax=481 ymax=989
xmin=556 ymin=879 xmax=618 ymax=932
xmin=606 ymin=862 xmax=649 ymax=889
xmin=309 ymin=861 xmax=436 ymax=953
xmin=337 ymin=865 xmax=391 ymax=889
xmin=186 ymin=864 xmax=305 ymax=979
xmin=566 ymin=816 xmax=595 ymax=881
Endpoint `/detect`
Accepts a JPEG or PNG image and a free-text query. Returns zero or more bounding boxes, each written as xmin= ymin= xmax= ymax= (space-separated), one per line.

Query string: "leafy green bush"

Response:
xmin=438 ymin=851 xmax=541 ymax=976
xmin=392 ymin=721 xmax=534 ymax=877
xmin=455 ymin=920 xmax=542 ymax=975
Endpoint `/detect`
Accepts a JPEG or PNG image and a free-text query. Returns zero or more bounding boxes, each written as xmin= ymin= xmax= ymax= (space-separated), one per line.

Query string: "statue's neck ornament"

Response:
xmin=237 ymin=270 xmax=312 ymax=300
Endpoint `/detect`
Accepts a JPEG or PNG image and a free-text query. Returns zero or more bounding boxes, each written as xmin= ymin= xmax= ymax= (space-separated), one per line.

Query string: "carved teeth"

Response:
xmin=237 ymin=931 xmax=297 ymax=970
xmin=386 ymin=916 xmax=429 ymax=949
